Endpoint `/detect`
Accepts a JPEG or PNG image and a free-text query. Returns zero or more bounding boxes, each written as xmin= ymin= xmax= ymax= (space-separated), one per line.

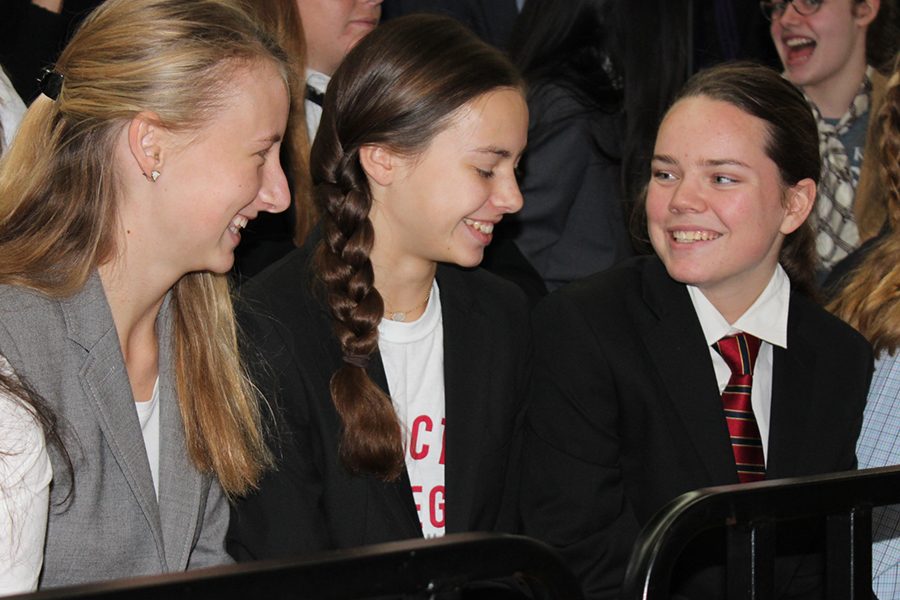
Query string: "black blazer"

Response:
xmin=227 ymin=246 xmax=531 ymax=559
xmin=519 ymin=256 xmax=873 ymax=599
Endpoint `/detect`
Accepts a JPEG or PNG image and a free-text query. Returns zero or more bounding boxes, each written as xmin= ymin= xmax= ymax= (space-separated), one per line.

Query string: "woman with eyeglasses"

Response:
xmin=764 ymin=0 xmax=898 ymax=279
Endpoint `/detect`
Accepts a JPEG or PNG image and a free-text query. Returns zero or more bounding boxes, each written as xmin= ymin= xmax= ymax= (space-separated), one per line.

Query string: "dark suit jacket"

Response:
xmin=227 ymin=246 xmax=531 ymax=559
xmin=381 ymin=0 xmax=519 ymax=48
xmin=519 ymin=256 xmax=873 ymax=599
xmin=504 ymin=82 xmax=632 ymax=291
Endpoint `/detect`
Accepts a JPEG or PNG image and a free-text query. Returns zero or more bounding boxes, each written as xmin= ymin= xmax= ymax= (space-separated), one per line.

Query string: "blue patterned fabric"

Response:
xmin=857 ymin=353 xmax=900 ymax=598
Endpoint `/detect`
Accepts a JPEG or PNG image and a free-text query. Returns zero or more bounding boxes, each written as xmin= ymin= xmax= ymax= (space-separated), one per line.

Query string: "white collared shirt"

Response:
xmin=305 ymin=69 xmax=330 ymax=142
xmin=687 ymin=265 xmax=791 ymax=462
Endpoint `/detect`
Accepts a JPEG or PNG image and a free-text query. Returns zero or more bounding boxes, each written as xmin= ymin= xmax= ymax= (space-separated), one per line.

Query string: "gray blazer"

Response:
xmin=0 ymin=274 xmax=231 ymax=588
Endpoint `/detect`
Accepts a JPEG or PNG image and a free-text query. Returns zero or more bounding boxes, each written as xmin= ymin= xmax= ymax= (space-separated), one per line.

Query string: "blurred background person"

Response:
xmin=233 ymin=0 xmax=316 ymax=278
xmin=828 ymin=52 xmax=900 ymax=600
xmin=298 ymin=0 xmax=383 ymax=140
xmin=495 ymin=0 xmax=632 ymax=292
xmin=766 ymin=0 xmax=899 ymax=274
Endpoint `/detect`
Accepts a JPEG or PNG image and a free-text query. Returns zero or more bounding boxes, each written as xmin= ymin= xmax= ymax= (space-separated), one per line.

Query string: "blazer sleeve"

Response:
xmin=186 ymin=477 xmax=233 ymax=569
xmin=519 ymin=290 xmax=641 ymax=600
xmin=226 ymin=303 xmax=331 ymax=560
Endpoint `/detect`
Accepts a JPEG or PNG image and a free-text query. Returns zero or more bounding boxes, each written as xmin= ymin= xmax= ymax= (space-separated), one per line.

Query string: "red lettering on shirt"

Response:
xmin=411 ymin=484 xmax=423 ymax=513
xmin=429 ymin=485 xmax=445 ymax=528
xmin=439 ymin=418 xmax=446 ymax=465
xmin=410 ymin=415 xmax=433 ymax=459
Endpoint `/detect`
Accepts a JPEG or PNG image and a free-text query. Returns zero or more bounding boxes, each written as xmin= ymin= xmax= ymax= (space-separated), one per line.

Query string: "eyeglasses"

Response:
xmin=759 ymin=0 xmax=824 ymax=21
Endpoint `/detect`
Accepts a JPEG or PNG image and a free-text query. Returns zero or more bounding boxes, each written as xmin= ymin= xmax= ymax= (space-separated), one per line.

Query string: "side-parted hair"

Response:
xmin=829 ymin=55 xmax=900 ymax=355
xmin=310 ymin=14 xmax=523 ymax=481
xmin=0 ymin=0 xmax=289 ymax=497
xmin=239 ymin=0 xmax=316 ymax=246
xmin=650 ymin=61 xmax=821 ymax=298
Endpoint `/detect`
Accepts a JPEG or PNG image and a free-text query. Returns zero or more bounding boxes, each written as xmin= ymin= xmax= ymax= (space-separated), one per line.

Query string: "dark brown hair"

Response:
xmin=310 ymin=14 xmax=523 ymax=480
xmin=637 ymin=61 xmax=821 ymax=298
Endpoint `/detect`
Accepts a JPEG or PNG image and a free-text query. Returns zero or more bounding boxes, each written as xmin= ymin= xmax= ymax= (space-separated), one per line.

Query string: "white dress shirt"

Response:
xmin=305 ymin=69 xmax=329 ymax=142
xmin=687 ymin=265 xmax=791 ymax=462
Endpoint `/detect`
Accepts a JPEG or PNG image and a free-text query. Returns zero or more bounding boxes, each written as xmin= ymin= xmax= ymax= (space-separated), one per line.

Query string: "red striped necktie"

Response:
xmin=714 ymin=333 xmax=765 ymax=483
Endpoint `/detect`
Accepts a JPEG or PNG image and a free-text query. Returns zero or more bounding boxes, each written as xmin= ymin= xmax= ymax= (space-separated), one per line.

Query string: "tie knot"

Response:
xmin=714 ymin=333 xmax=761 ymax=377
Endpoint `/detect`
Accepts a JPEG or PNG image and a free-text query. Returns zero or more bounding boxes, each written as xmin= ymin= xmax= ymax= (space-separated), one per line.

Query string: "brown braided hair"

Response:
xmin=309 ymin=14 xmax=522 ymax=480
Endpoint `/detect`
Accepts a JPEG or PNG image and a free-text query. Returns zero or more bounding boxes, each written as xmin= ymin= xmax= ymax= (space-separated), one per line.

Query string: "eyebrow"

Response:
xmin=470 ymin=145 xmax=512 ymax=158
xmin=257 ymin=133 xmax=283 ymax=144
xmin=651 ymin=154 xmax=751 ymax=169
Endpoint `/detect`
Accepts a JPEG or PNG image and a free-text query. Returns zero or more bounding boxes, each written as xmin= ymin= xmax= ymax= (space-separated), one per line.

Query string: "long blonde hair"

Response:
xmin=828 ymin=56 xmax=900 ymax=356
xmin=239 ymin=0 xmax=315 ymax=246
xmin=0 ymin=0 xmax=287 ymax=496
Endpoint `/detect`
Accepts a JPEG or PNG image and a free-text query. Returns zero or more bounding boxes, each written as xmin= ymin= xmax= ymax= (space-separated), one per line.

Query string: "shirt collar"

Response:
xmin=305 ymin=69 xmax=330 ymax=95
xmin=688 ymin=264 xmax=790 ymax=349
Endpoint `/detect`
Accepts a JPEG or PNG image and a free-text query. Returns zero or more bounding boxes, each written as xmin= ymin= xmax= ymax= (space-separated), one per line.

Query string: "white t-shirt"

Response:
xmin=0 ymin=356 xmax=52 ymax=595
xmin=134 ymin=378 xmax=160 ymax=498
xmin=378 ymin=280 xmax=446 ymax=538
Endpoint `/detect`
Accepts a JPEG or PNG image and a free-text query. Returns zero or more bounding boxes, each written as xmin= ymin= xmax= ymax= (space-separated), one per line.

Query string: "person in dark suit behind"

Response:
xmin=519 ymin=62 xmax=874 ymax=599
xmin=381 ymin=0 xmax=519 ymax=49
xmin=493 ymin=0 xmax=633 ymax=292
xmin=227 ymin=14 xmax=531 ymax=563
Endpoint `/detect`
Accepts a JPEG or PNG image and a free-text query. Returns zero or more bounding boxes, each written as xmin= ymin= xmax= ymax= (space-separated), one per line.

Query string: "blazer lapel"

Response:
xmin=155 ymin=295 xmax=204 ymax=569
xmin=62 ymin=274 xmax=166 ymax=566
xmin=766 ymin=296 xmax=816 ymax=480
xmin=638 ymin=260 xmax=738 ymax=483
xmin=295 ymin=283 xmax=422 ymax=541
xmin=366 ymin=350 xmax=422 ymax=538
xmin=436 ymin=265 xmax=485 ymax=533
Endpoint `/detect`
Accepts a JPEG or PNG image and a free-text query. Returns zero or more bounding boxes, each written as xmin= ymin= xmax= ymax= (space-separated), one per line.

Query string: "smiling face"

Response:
xmin=770 ymin=0 xmax=876 ymax=101
xmin=368 ymin=88 xmax=528 ymax=271
xmin=647 ymin=96 xmax=813 ymax=318
xmin=149 ymin=60 xmax=290 ymax=275
xmin=297 ymin=0 xmax=382 ymax=76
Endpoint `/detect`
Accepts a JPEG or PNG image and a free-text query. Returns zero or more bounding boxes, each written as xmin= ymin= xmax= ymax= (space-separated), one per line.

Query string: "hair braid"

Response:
xmin=315 ymin=152 xmax=403 ymax=480
xmin=307 ymin=14 xmax=522 ymax=480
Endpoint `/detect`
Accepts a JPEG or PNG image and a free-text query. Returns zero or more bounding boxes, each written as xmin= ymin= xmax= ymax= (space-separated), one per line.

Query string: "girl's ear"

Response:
xmin=127 ymin=112 xmax=166 ymax=181
xmin=358 ymin=144 xmax=396 ymax=187
xmin=853 ymin=0 xmax=880 ymax=27
xmin=780 ymin=178 xmax=816 ymax=235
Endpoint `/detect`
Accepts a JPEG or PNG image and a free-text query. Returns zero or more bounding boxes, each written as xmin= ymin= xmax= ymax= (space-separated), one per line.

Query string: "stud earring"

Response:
xmin=150 ymin=170 xmax=160 ymax=182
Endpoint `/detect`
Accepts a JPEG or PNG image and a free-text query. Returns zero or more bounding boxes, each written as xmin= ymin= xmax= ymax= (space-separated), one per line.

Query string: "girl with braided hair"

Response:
xmin=228 ymin=13 xmax=530 ymax=559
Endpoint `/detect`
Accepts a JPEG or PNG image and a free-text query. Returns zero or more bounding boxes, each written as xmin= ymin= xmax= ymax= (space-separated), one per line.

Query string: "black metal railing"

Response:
xmin=17 ymin=532 xmax=582 ymax=600
xmin=621 ymin=465 xmax=900 ymax=600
